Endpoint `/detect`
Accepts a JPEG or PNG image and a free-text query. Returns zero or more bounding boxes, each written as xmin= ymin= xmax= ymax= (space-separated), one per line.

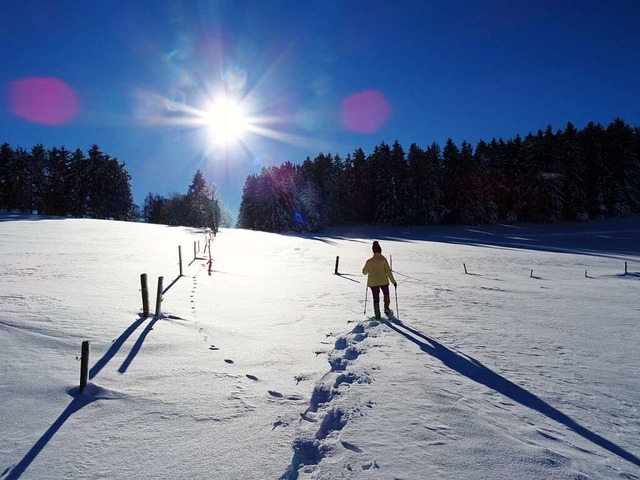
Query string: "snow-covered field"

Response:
xmin=1 ymin=214 xmax=639 ymax=479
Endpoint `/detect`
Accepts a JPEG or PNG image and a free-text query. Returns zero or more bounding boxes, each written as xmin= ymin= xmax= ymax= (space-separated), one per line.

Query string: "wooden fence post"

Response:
xmin=178 ymin=246 xmax=183 ymax=276
xmin=334 ymin=256 xmax=339 ymax=275
xmin=80 ymin=341 xmax=89 ymax=393
xmin=155 ymin=276 xmax=164 ymax=317
xmin=140 ymin=273 xmax=149 ymax=317
xmin=625 ymin=261 xmax=628 ymax=275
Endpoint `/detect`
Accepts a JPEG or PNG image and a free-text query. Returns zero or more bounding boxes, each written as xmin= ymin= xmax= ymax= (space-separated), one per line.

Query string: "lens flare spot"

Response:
xmin=7 ymin=77 xmax=80 ymax=125
xmin=293 ymin=210 xmax=307 ymax=229
xmin=341 ymin=90 xmax=392 ymax=134
xmin=165 ymin=49 xmax=180 ymax=61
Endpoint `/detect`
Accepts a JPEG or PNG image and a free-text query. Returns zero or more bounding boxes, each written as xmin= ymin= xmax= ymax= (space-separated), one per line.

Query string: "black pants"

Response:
xmin=370 ymin=284 xmax=390 ymax=309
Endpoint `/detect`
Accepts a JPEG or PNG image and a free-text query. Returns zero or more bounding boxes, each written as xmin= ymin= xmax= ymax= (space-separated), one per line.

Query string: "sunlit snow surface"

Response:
xmin=1 ymin=214 xmax=639 ymax=479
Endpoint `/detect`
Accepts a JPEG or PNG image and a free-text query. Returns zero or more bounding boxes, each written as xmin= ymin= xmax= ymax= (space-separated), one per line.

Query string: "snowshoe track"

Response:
xmin=281 ymin=320 xmax=382 ymax=479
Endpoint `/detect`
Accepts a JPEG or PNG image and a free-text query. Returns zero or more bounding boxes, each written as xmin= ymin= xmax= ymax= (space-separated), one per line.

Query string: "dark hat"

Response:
xmin=372 ymin=241 xmax=382 ymax=253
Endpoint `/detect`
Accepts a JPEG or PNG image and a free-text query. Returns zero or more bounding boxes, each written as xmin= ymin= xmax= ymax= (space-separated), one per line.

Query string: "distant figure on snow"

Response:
xmin=362 ymin=241 xmax=397 ymax=319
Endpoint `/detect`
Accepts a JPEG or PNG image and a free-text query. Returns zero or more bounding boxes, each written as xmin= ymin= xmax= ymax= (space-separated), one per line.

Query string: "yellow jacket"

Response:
xmin=362 ymin=253 xmax=396 ymax=287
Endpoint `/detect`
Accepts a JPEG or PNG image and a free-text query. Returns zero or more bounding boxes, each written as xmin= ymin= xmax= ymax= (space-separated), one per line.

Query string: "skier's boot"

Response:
xmin=373 ymin=303 xmax=381 ymax=320
xmin=384 ymin=298 xmax=392 ymax=317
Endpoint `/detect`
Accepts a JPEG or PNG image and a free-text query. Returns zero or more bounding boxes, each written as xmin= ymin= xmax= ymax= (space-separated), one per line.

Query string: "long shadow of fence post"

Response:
xmin=3 ymin=313 xmax=161 ymax=479
xmin=118 ymin=316 xmax=160 ymax=374
xmin=383 ymin=319 xmax=640 ymax=468
xmin=2 ymin=388 xmax=101 ymax=480
xmin=335 ymin=273 xmax=361 ymax=284
xmin=89 ymin=317 xmax=147 ymax=380
xmin=162 ymin=275 xmax=181 ymax=295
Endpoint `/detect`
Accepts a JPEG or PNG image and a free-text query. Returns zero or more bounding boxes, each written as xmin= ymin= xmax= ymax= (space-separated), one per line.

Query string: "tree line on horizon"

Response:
xmin=143 ymin=170 xmax=233 ymax=229
xmin=236 ymin=118 xmax=640 ymax=232
xmin=0 ymin=142 xmax=232 ymax=228
xmin=0 ymin=143 xmax=133 ymax=220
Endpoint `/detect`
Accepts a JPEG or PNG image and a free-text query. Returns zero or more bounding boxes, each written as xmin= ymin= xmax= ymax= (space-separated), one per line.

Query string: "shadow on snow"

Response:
xmin=384 ymin=318 xmax=640 ymax=468
xmin=3 ymin=315 xmax=163 ymax=478
xmin=303 ymin=215 xmax=640 ymax=261
xmin=2 ymin=385 xmax=119 ymax=480
xmin=334 ymin=273 xmax=361 ymax=284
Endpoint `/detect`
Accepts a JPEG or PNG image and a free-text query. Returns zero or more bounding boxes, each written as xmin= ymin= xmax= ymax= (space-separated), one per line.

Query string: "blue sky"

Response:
xmin=2 ymin=0 xmax=639 ymax=218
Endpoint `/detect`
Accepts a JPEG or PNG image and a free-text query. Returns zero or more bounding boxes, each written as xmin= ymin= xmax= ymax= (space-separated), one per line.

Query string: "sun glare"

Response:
xmin=140 ymin=60 xmax=330 ymax=158
xmin=204 ymin=97 xmax=248 ymax=143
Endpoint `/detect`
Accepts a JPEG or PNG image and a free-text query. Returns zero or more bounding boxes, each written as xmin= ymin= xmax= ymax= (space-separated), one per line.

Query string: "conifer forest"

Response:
xmin=237 ymin=119 xmax=640 ymax=232
xmin=0 ymin=143 xmax=133 ymax=220
xmin=2 ymin=119 xmax=639 ymax=231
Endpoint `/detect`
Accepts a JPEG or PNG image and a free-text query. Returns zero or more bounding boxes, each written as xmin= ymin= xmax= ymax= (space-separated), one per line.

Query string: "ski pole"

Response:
xmin=364 ymin=284 xmax=368 ymax=315
xmin=394 ymin=285 xmax=399 ymax=320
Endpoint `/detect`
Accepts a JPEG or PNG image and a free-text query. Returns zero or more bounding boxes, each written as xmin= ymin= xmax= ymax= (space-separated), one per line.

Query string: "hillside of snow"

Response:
xmin=1 ymin=214 xmax=639 ymax=479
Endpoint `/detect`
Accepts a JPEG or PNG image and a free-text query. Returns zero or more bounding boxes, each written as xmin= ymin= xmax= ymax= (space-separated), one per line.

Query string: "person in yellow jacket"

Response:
xmin=362 ymin=241 xmax=397 ymax=319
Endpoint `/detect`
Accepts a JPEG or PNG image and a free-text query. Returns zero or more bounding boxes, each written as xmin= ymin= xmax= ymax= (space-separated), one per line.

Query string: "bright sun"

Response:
xmin=204 ymin=97 xmax=248 ymax=143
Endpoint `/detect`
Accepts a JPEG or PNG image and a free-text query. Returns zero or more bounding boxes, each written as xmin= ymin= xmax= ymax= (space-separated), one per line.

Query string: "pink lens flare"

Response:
xmin=341 ymin=90 xmax=393 ymax=134
xmin=7 ymin=77 xmax=80 ymax=125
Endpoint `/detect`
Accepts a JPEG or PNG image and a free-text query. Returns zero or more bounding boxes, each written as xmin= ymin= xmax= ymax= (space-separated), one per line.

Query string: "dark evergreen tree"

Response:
xmin=237 ymin=174 xmax=261 ymax=230
xmin=143 ymin=193 xmax=162 ymax=223
xmin=166 ymin=193 xmax=187 ymax=225
xmin=29 ymin=144 xmax=47 ymax=214
xmin=523 ymin=127 xmax=563 ymax=222
xmin=85 ymin=145 xmax=105 ymax=218
xmin=558 ymin=123 xmax=587 ymax=220
xmin=485 ymin=138 xmax=509 ymax=220
xmin=110 ymin=159 xmax=134 ymax=220
xmin=603 ymin=118 xmax=639 ymax=215
xmin=423 ymin=143 xmax=444 ymax=223
xmin=459 ymin=141 xmax=485 ymax=224
xmin=407 ymin=143 xmax=430 ymax=224
xmin=346 ymin=148 xmax=373 ymax=223
xmin=378 ymin=140 xmax=411 ymax=225
xmin=442 ymin=138 xmax=461 ymax=222
xmin=257 ymin=166 xmax=290 ymax=232
xmin=68 ymin=148 xmax=89 ymax=217
xmin=80 ymin=145 xmax=130 ymax=219
xmin=186 ymin=169 xmax=211 ymax=227
xmin=329 ymin=154 xmax=348 ymax=225
xmin=579 ymin=122 xmax=606 ymax=218
xmin=0 ymin=143 xmax=14 ymax=210
xmin=300 ymin=153 xmax=344 ymax=226
xmin=5 ymin=147 xmax=31 ymax=212
xmin=43 ymin=146 xmax=71 ymax=216
xmin=368 ymin=142 xmax=394 ymax=225
xmin=473 ymin=140 xmax=498 ymax=223
xmin=505 ymin=135 xmax=527 ymax=221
